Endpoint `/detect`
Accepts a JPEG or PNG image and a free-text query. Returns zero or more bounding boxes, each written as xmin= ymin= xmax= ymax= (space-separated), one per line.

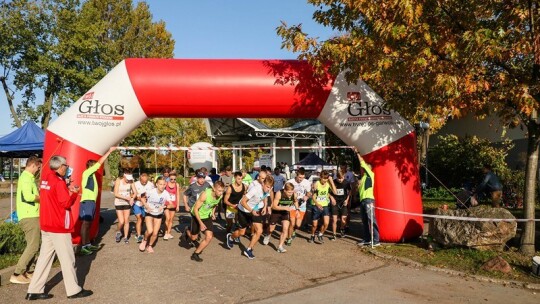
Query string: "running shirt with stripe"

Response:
xmin=238 ymin=182 xmax=269 ymax=213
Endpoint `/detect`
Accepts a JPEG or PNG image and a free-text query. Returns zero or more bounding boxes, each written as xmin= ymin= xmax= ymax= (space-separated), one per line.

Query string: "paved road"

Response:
xmin=0 ymin=192 xmax=538 ymax=303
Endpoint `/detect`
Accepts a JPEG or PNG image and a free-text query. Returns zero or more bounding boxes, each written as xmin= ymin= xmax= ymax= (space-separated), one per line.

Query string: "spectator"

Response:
xmin=26 ymin=155 xmax=93 ymax=300
xmin=11 ymin=156 xmax=42 ymax=284
xmin=476 ymin=164 xmax=503 ymax=208
xmin=354 ymin=149 xmax=380 ymax=247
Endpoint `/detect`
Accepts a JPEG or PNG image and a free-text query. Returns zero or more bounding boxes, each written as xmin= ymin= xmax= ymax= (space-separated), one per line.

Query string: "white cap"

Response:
xmin=124 ymin=174 xmax=134 ymax=181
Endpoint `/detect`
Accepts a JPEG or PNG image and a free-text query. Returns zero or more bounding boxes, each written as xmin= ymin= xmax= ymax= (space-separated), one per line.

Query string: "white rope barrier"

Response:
xmin=375 ymin=206 xmax=540 ymax=222
xmin=116 ymin=145 xmax=355 ymax=151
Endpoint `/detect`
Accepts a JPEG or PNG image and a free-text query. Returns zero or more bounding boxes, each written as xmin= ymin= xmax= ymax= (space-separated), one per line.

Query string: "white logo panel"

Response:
xmin=317 ymin=72 xmax=413 ymax=155
xmin=48 ymin=61 xmax=148 ymax=155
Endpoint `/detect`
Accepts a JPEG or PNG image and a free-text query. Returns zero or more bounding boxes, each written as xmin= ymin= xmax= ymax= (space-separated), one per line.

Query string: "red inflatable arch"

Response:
xmin=41 ymin=59 xmax=423 ymax=244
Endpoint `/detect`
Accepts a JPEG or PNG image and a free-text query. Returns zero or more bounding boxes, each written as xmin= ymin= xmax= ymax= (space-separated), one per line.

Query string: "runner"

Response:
xmin=183 ymin=181 xmax=225 ymax=262
xmin=268 ymin=182 xmax=299 ymax=253
xmin=310 ymin=170 xmax=336 ymax=244
xmin=330 ymin=171 xmax=351 ymax=239
xmin=138 ymin=176 xmax=169 ymax=253
xmin=223 ymin=171 xmax=245 ymax=234
xmin=226 ymin=175 xmax=274 ymax=259
xmin=183 ymin=171 xmax=212 ymax=213
xmin=113 ymin=170 xmax=138 ymax=244
xmin=163 ymin=172 xmax=180 ymax=240
xmin=241 ymin=169 xmax=253 ymax=185
xmin=285 ymin=167 xmax=311 ymax=246
xmin=133 ymin=173 xmax=155 ymax=243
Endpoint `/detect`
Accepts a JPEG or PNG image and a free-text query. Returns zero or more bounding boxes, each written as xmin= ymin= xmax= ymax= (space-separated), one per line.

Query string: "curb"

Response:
xmin=366 ymin=247 xmax=540 ymax=291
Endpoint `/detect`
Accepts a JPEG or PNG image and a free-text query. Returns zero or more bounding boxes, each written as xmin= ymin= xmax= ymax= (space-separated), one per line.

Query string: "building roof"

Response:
xmin=205 ymin=118 xmax=325 ymax=144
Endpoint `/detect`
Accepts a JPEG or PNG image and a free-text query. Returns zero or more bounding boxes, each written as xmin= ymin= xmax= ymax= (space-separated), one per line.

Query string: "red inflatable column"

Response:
xmin=317 ymin=72 xmax=423 ymax=242
xmin=44 ymin=60 xmax=148 ymax=244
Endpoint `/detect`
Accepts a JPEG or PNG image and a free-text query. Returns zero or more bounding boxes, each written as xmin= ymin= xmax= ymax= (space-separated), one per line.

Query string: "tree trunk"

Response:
xmin=520 ymin=120 xmax=539 ymax=256
xmin=40 ymin=87 xmax=54 ymax=129
xmin=0 ymin=76 xmax=22 ymax=128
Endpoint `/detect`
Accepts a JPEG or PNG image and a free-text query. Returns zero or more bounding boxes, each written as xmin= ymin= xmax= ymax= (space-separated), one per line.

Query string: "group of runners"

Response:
xmin=109 ymin=161 xmax=362 ymax=262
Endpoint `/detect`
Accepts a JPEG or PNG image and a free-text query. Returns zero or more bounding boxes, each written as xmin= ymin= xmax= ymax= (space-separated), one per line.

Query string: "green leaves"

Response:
xmin=0 ymin=0 xmax=175 ymax=129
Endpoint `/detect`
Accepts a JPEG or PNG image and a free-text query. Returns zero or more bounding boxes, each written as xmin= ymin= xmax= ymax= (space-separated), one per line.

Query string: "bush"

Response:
xmin=422 ymin=187 xmax=461 ymax=200
xmin=0 ymin=222 xmax=26 ymax=254
xmin=427 ymin=135 xmax=513 ymax=189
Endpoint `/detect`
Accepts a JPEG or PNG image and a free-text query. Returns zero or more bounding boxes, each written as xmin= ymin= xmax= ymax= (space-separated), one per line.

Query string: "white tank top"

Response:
xmin=114 ymin=180 xmax=132 ymax=206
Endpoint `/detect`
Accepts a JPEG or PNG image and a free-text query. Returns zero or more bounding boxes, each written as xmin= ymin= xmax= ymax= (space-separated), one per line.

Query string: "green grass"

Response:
xmin=376 ymin=243 xmax=540 ymax=283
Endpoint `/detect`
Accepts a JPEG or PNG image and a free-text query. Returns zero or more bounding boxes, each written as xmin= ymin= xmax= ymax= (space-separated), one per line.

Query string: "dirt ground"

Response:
xmin=0 ymin=191 xmax=538 ymax=303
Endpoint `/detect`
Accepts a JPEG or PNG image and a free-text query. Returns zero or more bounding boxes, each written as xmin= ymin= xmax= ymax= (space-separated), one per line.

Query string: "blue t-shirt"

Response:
xmin=272 ymin=173 xmax=286 ymax=192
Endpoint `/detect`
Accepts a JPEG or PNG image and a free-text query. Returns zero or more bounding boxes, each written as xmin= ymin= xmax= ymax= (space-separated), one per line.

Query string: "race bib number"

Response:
xmin=336 ymin=189 xmax=344 ymax=196
xmin=316 ymin=195 xmax=327 ymax=202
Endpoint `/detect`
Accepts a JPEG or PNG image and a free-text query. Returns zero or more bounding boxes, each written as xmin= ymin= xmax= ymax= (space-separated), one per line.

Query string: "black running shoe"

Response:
xmin=191 ymin=252 xmax=203 ymax=262
xmin=308 ymin=235 xmax=315 ymax=243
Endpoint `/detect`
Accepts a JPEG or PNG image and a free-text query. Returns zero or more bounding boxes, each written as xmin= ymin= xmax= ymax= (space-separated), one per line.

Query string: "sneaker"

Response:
xmin=136 ymin=235 xmax=144 ymax=243
xmin=226 ymin=233 xmax=234 ymax=249
xmin=123 ymin=238 xmax=129 ymax=244
xmin=317 ymin=233 xmax=324 ymax=243
xmin=146 ymin=245 xmax=154 ymax=253
xmin=183 ymin=227 xmax=195 ymax=247
xmin=263 ymin=234 xmax=270 ymax=245
xmin=24 ymin=272 xmax=33 ymax=280
xmin=308 ymin=235 xmax=315 ymax=243
xmin=115 ymin=232 xmax=122 ymax=243
xmin=291 ymin=231 xmax=296 ymax=240
xmin=191 ymin=252 xmax=203 ymax=262
xmin=340 ymin=229 xmax=345 ymax=238
xmin=163 ymin=234 xmax=169 ymax=241
xmin=139 ymin=240 xmax=147 ymax=252
xmin=84 ymin=244 xmax=100 ymax=251
xmin=277 ymin=246 xmax=287 ymax=253
xmin=330 ymin=234 xmax=336 ymax=241
xmin=234 ymin=237 xmax=241 ymax=243
xmin=285 ymin=238 xmax=292 ymax=246
xmin=10 ymin=274 xmax=30 ymax=284
xmin=243 ymin=248 xmax=255 ymax=260
xmin=79 ymin=247 xmax=93 ymax=256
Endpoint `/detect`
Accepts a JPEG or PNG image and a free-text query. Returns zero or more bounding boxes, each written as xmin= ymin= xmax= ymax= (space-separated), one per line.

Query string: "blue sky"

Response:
xmin=0 ymin=0 xmax=335 ymax=136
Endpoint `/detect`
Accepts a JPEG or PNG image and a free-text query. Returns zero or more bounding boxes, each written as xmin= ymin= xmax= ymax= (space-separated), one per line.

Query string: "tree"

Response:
xmin=0 ymin=0 xmax=174 ymax=129
xmin=277 ymin=1 xmax=538 ymax=255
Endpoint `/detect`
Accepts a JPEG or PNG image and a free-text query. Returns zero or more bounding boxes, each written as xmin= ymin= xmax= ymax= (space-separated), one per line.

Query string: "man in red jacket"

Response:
xmin=26 ymin=155 xmax=93 ymax=300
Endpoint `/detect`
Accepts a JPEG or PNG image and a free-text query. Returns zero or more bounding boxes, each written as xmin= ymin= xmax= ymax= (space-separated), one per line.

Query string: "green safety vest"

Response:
xmin=16 ymin=170 xmax=39 ymax=220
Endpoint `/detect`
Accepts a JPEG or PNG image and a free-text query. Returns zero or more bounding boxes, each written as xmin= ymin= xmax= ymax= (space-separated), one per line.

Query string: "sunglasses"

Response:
xmin=170 ymin=178 xmax=176 ymax=181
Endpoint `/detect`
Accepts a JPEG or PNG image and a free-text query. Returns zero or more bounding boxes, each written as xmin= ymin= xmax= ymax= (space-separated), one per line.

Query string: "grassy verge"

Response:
xmin=0 ymin=254 xmax=20 ymax=270
xmin=379 ymin=198 xmax=540 ymax=284
xmin=375 ymin=242 xmax=540 ymax=284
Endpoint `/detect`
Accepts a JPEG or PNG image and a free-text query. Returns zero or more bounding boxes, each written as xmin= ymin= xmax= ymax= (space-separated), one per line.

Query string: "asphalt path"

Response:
xmin=0 ymin=191 xmax=538 ymax=303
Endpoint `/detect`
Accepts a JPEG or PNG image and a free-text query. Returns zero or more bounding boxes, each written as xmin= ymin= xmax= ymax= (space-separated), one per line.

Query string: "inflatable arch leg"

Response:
xmin=41 ymin=59 xmax=423 ymax=244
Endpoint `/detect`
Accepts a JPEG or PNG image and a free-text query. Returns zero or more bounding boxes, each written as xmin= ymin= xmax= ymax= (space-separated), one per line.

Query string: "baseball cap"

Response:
xmin=196 ymin=172 xmax=205 ymax=178
xmin=124 ymin=174 xmax=134 ymax=181
xmin=316 ymin=167 xmax=322 ymax=173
